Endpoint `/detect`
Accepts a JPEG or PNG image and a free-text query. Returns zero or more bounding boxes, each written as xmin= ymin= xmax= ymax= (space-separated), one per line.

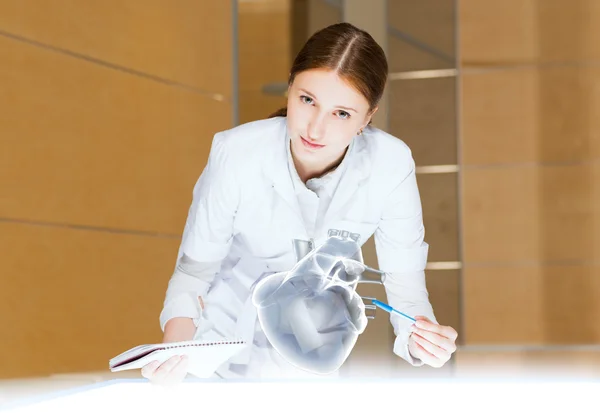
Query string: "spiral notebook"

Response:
xmin=109 ymin=339 xmax=248 ymax=378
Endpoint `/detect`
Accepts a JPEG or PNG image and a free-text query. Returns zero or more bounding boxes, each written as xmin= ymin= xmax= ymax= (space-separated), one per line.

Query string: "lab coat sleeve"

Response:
xmin=159 ymin=255 xmax=222 ymax=332
xmin=179 ymin=131 xmax=240 ymax=263
xmin=373 ymin=153 xmax=437 ymax=367
xmin=159 ymin=131 xmax=240 ymax=331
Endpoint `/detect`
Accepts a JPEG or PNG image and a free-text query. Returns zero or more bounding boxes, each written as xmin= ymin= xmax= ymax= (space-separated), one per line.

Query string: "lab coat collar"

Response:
xmin=262 ymin=119 xmax=373 ymax=232
xmin=323 ymin=131 xmax=372 ymax=224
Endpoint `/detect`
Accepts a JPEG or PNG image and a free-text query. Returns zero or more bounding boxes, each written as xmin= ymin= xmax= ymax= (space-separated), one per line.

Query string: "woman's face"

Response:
xmin=286 ymin=68 xmax=376 ymax=170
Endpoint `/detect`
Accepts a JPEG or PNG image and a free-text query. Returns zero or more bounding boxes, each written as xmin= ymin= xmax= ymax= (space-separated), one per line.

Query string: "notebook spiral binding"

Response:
xmin=110 ymin=340 xmax=248 ymax=369
xmin=161 ymin=340 xmax=246 ymax=349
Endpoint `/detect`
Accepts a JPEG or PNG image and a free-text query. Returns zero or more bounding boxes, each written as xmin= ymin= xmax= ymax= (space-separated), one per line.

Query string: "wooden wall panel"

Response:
xmin=388 ymin=78 xmax=458 ymax=166
xmin=0 ymin=35 xmax=231 ymax=235
xmin=459 ymin=1 xmax=600 ymax=347
xmin=238 ymin=0 xmax=290 ymax=124
xmin=462 ymin=164 xmax=599 ymax=264
xmin=388 ymin=0 xmax=455 ymax=61
xmin=0 ymin=2 xmax=233 ymax=380
xmin=462 ymin=67 xmax=600 ymax=165
xmin=459 ymin=0 xmax=538 ymax=65
xmin=0 ymin=0 xmax=233 ymax=94
xmin=460 ymin=0 xmax=600 ymax=66
xmin=0 ymin=221 xmax=181 ymax=379
xmin=464 ymin=264 xmax=600 ymax=342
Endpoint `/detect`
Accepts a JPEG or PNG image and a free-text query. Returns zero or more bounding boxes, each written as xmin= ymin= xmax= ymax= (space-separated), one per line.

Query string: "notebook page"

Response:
xmin=110 ymin=341 xmax=248 ymax=378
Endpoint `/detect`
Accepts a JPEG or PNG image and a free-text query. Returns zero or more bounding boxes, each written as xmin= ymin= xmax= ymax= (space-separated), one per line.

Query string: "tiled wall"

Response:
xmin=0 ymin=1 xmax=234 ymax=379
xmin=382 ymin=0 xmax=460 ymax=376
xmin=459 ymin=0 xmax=600 ymax=346
xmin=238 ymin=0 xmax=289 ymax=123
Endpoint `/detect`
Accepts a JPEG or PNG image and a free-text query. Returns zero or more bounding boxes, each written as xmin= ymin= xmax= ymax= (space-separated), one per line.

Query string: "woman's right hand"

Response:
xmin=143 ymin=316 xmax=197 ymax=385
xmin=141 ymin=355 xmax=190 ymax=386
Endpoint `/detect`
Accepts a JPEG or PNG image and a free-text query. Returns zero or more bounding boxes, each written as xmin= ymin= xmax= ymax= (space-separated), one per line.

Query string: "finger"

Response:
xmin=411 ymin=339 xmax=441 ymax=367
xmin=163 ymin=356 xmax=190 ymax=385
xmin=414 ymin=316 xmax=456 ymax=339
xmin=415 ymin=318 xmax=442 ymax=333
xmin=151 ymin=355 xmax=184 ymax=382
xmin=412 ymin=333 xmax=449 ymax=361
xmin=140 ymin=360 xmax=161 ymax=379
xmin=412 ymin=327 xmax=456 ymax=353
xmin=415 ymin=318 xmax=457 ymax=340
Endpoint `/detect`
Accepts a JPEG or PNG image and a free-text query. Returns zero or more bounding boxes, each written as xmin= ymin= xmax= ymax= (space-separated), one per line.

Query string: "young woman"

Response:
xmin=142 ymin=22 xmax=457 ymax=384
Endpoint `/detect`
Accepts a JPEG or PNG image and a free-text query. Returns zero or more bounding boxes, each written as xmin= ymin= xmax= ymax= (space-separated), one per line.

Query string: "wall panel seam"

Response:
xmin=0 ymin=29 xmax=228 ymax=102
xmin=0 ymin=217 xmax=181 ymax=239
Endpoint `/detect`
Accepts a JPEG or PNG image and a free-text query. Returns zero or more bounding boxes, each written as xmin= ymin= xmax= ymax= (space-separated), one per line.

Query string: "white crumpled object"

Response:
xmin=252 ymin=234 xmax=370 ymax=375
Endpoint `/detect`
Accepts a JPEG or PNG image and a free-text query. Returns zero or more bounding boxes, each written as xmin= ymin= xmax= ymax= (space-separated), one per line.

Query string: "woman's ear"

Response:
xmin=365 ymin=106 xmax=379 ymax=126
xmin=369 ymin=106 xmax=379 ymax=119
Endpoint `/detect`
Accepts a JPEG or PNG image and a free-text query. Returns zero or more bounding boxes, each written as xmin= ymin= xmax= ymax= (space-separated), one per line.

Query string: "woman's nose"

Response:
xmin=307 ymin=113 xmax=328 ymax=141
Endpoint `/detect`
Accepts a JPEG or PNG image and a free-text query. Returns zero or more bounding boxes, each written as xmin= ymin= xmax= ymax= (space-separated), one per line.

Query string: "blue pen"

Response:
xmin=371 ymin=299 xmax=416 ymax=323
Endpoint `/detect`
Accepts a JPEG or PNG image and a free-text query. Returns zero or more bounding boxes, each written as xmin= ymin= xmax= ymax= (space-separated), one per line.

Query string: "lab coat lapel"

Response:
xmin=261 ymin=124 xmax=372 ymax=240
xmin=262 ymin=126 xmax=304 ymax=226
xmin=323 ymin=135 xmax=372 ymax=224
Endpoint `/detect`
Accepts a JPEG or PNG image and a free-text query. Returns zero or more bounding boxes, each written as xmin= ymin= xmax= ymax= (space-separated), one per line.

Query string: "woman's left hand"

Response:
xmin=408 ymin=316 xmax=458 ymax=368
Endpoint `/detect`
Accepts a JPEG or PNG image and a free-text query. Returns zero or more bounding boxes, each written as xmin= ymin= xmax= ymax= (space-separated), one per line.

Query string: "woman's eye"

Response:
xmin=300 ymin=95 xmax=313 ymax=105
xmin=337 ymin=111 xmax=350 ymax=119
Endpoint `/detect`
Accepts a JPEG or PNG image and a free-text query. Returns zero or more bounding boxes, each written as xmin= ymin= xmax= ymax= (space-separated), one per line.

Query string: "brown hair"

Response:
xmin=269 ymin=22 xmax=388 ymax=120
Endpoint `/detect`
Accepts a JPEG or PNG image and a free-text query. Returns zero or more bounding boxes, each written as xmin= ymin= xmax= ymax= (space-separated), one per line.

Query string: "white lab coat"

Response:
xmin=159 ymin=116 xmax=437 ymax=379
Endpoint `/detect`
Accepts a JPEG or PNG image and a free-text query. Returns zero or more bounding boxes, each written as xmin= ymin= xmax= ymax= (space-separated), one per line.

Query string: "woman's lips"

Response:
xmin=301 ymin=136 xmax=325 ymax=149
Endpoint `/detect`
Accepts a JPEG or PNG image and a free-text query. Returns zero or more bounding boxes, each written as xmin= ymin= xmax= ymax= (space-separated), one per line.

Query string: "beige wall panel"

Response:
xmin=426 ymin=271 xmax=461 ymax=338
xmin=290 ymin=0 xmax=309 ymax=57
xmin=462 ymin=164 xmax=600 ymax=263
xmin=238 ymin=1 xmax=291 ymax=92
xmin=308 ymin=0 xmax=342 ymax=35
xmin=0 ymin=221 xmax=180 ymax=379
xmin=462 ymin=265 xmax=545 ymax=344
xmin=535 ymin=0 xmax=600 ymax=62
xmin=462 ymin=67 xmax=600 ymax=165
xmin=535 ymin=66 xmax=600 ymax=163
xmin=541 ymin=265 xmax=600 ymax=343
xmin=460 ymin=0 xmax=600 ymax=65
xmin=461 ymin=70 xmax=539 ymax=165
xmin=463 ymin=264 xmax=600 ymax=345
xmin=387 ymin=34 xmax=454 ymax=72
xmin=0 ymin=1 xmax=232 ymax=95
xmin=455 ymin=350 xmax=600 ymax=378
xmin=417 ymin=173 xmax=459 ymax=262
xmin=389 ymin=77 xmax=457 ymax=166
xmin=461 ymin=167 xmax=540 ymax=263
xmin=238 ymin=42 xmax=289 ymax=94
xmin=239 ymin=0 xmax=289 ymax=13
xmin=538 ymin=163 xmax=599 ymax=263
xmin=387 ymin=0 xmax=456 ymax=60
xmin=238 ymin=91 xmax=287 ymax=125
xmin=459 ymin=0 xmax=538 ymax=65
xmin=0 ymin=36 xmax=231 ymax=234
